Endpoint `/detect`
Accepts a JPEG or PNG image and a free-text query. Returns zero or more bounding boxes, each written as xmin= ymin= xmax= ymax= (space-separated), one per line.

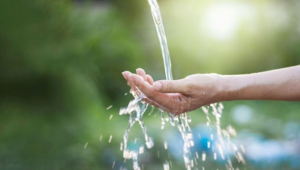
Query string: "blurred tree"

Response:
xmin=0 ymin=0 xmax=145 ymax=111
xmin=0 ymin=0 xmax=147 ymax=169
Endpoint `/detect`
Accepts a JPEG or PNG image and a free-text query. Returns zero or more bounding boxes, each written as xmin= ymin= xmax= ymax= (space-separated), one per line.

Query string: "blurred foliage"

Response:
xmin=0 ymin=0 xmax=299 ymax=170
xmin=0 ymin=0 xmax=145 ymax=108
xmin=0 ymin=0 xmax=144 ymax=169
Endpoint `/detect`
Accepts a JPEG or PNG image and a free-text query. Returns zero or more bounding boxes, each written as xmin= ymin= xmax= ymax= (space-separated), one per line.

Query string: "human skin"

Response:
xmin=122 ymin=65 xmax=300 ymax=115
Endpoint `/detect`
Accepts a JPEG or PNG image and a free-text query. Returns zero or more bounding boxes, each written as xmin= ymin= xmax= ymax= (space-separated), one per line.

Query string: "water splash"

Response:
xmin=119 ymin=89 xmax=153 ymax=170
xmin=202 ymin=103 xmax=246 ymax=169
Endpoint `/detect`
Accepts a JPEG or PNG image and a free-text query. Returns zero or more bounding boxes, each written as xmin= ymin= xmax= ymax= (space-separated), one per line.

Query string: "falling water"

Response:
xmin=147 ymin=0 xmax=195 ymax=169
xmin=147 ymin=0 xmax=172 ymax=81
xmin=120 ymin=0 xmax=246 ymax=169
xmin=119 ymin=92 xmax=153 ymax=170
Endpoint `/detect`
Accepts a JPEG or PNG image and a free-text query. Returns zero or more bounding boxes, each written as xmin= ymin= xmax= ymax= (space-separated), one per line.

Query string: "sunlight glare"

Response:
xmin=202 ymin=3 xmax=255 ymax=40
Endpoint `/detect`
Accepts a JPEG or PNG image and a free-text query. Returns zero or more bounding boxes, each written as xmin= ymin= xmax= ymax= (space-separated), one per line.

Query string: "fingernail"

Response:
xmin=122 ymin=72 xmax=127 ymax=79
xmin=136 ymin=68 xmax=143 ymax=75
xmin=153 ymin=82 xmax=162 ymax=91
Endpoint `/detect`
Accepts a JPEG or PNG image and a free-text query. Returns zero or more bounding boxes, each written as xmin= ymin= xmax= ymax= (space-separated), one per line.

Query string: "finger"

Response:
xmin=131 ymin=74 xmax=158 ymax=98
xmin=127 ymin=73 xmax=140 ymax=93
xmin=153 ymin=79 xmax=187 ymax=93
xmin=146 ymin=74 xmax=154 ymax=85
xmin=122 ymin=71 xmax=132 ymax=86
xmin=122 ymin=71 xmax=131 ymax=80
xmin=136 ymin=68 xmax=147 ymax=81
xmin=133 ymin=74 xmax=189 ymax=115
xmin=131 ymin=74 xmax=176 ymax=108
xmin=123 ymin=72 xmax=146 ymax=98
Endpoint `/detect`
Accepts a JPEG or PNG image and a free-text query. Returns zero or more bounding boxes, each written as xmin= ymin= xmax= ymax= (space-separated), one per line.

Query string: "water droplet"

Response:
xmin=232 ymin=144 xmax=238 ymax=151
xmin=169 ymin=115 xmax=175 ymax=126
xmin=227 ymin=125 xmax=237 ymax=136
xmin=202 ymin=106 xmax=208 ymax=114
xmin=112 ymin=161 xmax=115 ymax=169
xmin=164 ymin=141 xmax=168 ymax=149
xmin=148 ymin=106 xmax=155 ymax=116
xmin=196 ymin=152 xmax=199 ymax=159
xmin=84 ymin=142 xmax=88 ymax=149
xmin=194 ymin=158 xmax=198 ymax=165
xmin=163 ymin=161 xmax=170 ymax=170
xmin=185 ymin=132 xmax=191 ymax=139
xmin=237 ymin=151 xmax=246 ymax=164
xmin=109 ymin=114 xmax=113 ymax=120
xmin=189 ymin=140 xmax=194 ymax=147
xmin=99 ymin=135 xmax=102 ymax=141
xmin=132 ymin=151 xmax=139 ymax=170
xmin=202 ymin=152 xmax=206 ymax=161
xmin=214 ymin=152 xmax=217 ymax=160
xmin=120 ymin=143 xmax=123 ymax=151
xmin=107 ymin=105 xmax=113 ymax=110
xmin=161 ymin=112 xmax=166 ymax=129
xmin=190 ymin=160 xmax=194 ymax=167
xmin=218 ymin=144 xmax=225 ymax=160
xmin=139 ymin=146 xmax=144 ymax=154
xmin=146 ymin=137 xmax=154 ymax=148
xmin=187 ymin=115 xmax=192 ymax=123
xmin=240 ymin=144 xmax=246 ymax=153
xmin=109 ymin=135 xmax=113 ymax=143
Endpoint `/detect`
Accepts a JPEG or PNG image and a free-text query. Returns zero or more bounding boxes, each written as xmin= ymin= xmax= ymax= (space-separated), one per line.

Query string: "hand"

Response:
xmin=122 ymin=68 xmax=223 ymax=115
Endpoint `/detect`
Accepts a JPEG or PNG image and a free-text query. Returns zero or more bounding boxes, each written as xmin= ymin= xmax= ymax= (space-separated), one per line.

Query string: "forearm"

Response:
xmin=220 ymin=65 xmax=300 ymax=101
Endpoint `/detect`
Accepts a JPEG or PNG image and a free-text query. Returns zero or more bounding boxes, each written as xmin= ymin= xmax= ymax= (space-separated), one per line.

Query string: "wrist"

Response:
xmin=207 ymin=73 xmax=227 ymax=103
xmin=218 ymin=75 xmax=236 ymax=102
xmin=219 ymin=74 xmax=249 ymax=101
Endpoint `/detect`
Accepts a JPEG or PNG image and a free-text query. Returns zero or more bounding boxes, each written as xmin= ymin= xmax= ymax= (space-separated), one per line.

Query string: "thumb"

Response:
xmin=153 ymin=79 xmax=186 ymax=93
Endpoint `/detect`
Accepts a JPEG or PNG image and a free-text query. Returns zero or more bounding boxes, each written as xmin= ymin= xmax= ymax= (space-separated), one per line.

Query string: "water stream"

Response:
xmin=147 ymin=0 xmax=173 ymax=81
xmin=120 ymin=0 xmax=246 ymax=169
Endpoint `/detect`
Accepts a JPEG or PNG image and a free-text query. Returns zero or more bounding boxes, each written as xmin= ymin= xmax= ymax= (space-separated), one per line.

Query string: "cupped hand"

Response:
xmin=122 ymin=68 xmax=223 ymax=115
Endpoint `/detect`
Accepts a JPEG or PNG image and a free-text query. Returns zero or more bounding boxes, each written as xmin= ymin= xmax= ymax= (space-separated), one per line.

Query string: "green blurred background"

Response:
xmin=0 ymin=0 xmax=299 ymax=169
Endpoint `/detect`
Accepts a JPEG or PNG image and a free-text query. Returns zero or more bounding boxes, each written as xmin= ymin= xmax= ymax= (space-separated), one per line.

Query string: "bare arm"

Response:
xmin=122 ymin=66 xmax=300 ymax=115
xmin=221 ymin=65 xmax=300 ymax=101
